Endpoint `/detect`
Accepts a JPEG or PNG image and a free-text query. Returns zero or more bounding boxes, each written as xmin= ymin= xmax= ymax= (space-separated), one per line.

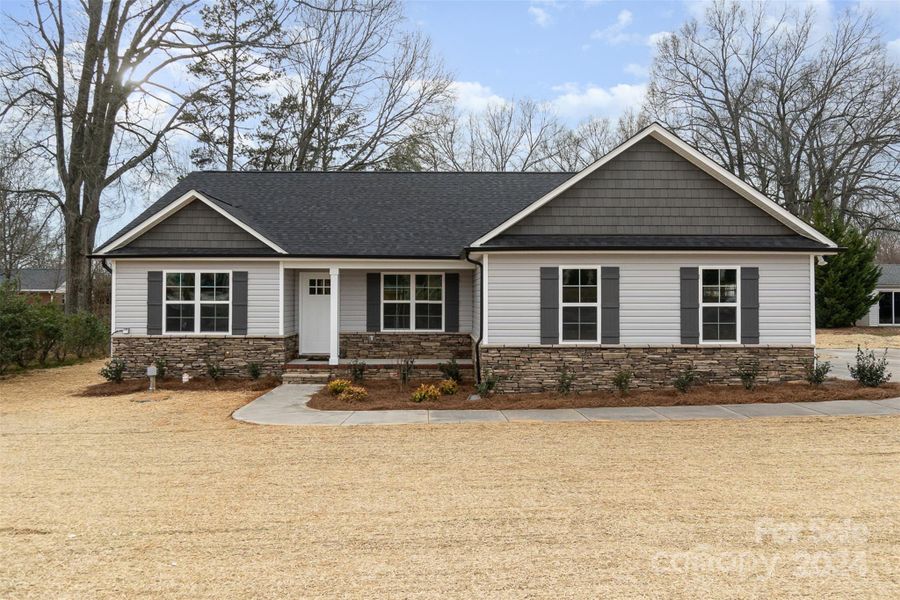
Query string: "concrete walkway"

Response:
xmin=232 ymin=384 xmax=900 ymax=426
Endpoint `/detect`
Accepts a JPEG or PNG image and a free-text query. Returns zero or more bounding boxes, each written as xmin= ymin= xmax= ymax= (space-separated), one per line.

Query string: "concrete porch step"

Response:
xmin=282 ymin=371 xmax=330 ymax=384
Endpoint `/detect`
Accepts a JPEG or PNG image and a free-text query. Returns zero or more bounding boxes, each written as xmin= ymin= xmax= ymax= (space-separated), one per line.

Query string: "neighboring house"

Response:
xmin=0 ymin=268 xmax=66 ymax=304
xmin=856 ymin=264 xmax=900 ymax=327
xmin=92 ymin=124 xmax=838 ymax=391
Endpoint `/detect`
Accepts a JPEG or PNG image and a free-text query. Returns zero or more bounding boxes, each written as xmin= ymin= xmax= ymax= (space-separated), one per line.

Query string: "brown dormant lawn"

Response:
xmin=2 ymin=361 xmax=899 ymax=598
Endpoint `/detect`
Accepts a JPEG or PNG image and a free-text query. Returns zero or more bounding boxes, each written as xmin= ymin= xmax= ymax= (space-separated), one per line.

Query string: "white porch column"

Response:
xmin=329 ymin=267 xmax=340 ymax=365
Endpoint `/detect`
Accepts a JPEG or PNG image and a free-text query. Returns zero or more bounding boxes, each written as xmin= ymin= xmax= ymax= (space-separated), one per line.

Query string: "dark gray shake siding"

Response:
xmin=505 ymin=138 xmax=794 ymax=237
xmin=121 ymin=200 xmax=270 ymax=250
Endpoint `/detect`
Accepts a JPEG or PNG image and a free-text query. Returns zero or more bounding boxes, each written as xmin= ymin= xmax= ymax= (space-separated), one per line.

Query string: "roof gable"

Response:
xmin=504 ymin=137 xmax=794 ymax=237
xmin=121 ymin=199 xmax=271 ymax=252
xmin=472 ymin=124 xmax=836 ymax=248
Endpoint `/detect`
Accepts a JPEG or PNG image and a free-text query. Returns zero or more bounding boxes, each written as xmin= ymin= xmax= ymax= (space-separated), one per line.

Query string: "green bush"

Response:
xmin=736 ymin=359 xmax=760 ymax=390
xmin=438 ymin=358 xmax=462 ymax=383
xmin=349 ymin=359 xmax=366 ymax=382
xmin=99 ymin=358 xmax=127 ymax=383
xmin=805 ymin=357 xmax=831 ymax=385
xmin=247 ymin=362 xmax=261 ymax=380
xmin=205 ymin=359 xmax=224 ymax=381
xmin=411 ymin=383 xmax=440 ymax=403
xmin=154 ymin=357 xmax=168 ymax=379
xmin=557 ymin=366 xmax=575 ymax=394
xmin=613 ymin=369 xmax=633 ymax=395
xmin=475 ymin=369 xmax=500 ymax=397
xmin=63 ymin=311 xmax=107 ymax=359
xmin=30 ymin=303 xmax=65 ymax=366
xmin=849 ymin=346 xmax=892 ymax=387
xmin=0 ymin=283 xmax=35 ymax=372
xmin=674 ymin=365 xmax=697 ymax=394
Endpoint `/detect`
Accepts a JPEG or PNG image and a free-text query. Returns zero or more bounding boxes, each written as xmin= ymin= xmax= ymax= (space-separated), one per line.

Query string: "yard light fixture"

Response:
xmin=146 ymin=365 xmax=157 ymax=391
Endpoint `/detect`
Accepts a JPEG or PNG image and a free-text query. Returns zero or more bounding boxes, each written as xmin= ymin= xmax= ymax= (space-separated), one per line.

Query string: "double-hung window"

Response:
xmin=700 ymin=267 xmax=738 ymax=342
xmin=382 ymin=273 xmax=443 ymax=331
xmin=878 ymin=291 xmax=899 ymax=325
xmin=164 ymin=271 xmax=231 ymax=334
xmin=560 ymin=267 xmax=599 ymax=342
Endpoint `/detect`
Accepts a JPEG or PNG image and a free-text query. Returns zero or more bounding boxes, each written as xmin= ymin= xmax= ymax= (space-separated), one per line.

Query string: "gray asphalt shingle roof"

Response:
xmin=878 ymin=264 xmax=900 ymax=287
xmin=100 ymin=171 xmax=574 ymax=258
xmin=0 ymin=268 xmax=65 ymax=291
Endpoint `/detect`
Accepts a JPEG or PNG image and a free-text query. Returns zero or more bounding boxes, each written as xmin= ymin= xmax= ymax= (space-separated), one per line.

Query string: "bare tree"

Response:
xmin=246 ymin=0 xmax=450 ymax=171
xmin=646 ymin=0 xmax=900 ymax=233
xmin=0 ymin=144 xmax=61 ymax=277
xmin=0 ymin=0 xmax=265 ymax=313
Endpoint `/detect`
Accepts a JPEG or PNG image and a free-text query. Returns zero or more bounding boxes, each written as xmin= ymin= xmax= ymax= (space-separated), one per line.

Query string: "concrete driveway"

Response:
xmin=816 ymin=348 xmax=900 ymax=381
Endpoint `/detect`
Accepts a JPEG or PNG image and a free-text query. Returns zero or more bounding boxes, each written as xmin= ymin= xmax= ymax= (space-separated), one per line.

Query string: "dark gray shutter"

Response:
xmin=600 ymin=266 xmax=620 ymax=344
xmin=366 ymin=273 xmax=380 ymax=332
xmin=445 ymin=272 xmax=459 ymax=332
xmin=680 ymin=267 xmax=699 ymax=344
xmin=232 ymin=271 xmax=248 ymax=335
xmin=540 ymin=267 xmax=559 ymax=345
xmin=741 ymin=267 xmax=759 ymax=344
xmin=147 ymin=271 xmax=163 ymax=335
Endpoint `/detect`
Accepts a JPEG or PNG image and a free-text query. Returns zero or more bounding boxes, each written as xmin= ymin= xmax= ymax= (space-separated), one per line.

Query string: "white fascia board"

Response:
xmin=94 ymin=190 xmax=288 ymax=255
xmin=471 ymin=124 xmax=837 ymax=249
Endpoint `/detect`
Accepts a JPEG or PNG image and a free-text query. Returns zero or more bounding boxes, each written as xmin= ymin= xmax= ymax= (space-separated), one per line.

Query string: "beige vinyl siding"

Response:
xmin=485 ymin=253 xmax=812 ymax=345
xmin=113 ymin=260 xmax=281 ymax=336
xmin=339 ymin=269 xmax=473 ymax=334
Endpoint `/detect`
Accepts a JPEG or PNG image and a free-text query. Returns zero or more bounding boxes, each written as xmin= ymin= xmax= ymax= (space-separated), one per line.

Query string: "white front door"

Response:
xmin=300 ymin=272 xmax=331 ymax=354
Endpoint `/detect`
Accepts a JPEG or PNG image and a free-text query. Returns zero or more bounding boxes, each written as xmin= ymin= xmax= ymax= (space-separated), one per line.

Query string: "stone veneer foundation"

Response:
xmin=479 ymin=345 xmax=815 ymax=393
xmin=112 ymin=335 xmax=298 ymax=379
xmin=339 ymin=332 xmax=474 ymax=360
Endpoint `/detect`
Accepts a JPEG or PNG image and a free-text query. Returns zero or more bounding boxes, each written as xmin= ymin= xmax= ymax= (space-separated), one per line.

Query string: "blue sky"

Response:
xmin=407 ymin=0 xmax=900 ymax=124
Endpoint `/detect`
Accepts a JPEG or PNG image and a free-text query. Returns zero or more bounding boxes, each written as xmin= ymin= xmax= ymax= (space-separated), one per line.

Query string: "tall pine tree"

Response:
xmin=815 ymin=213 xmax=882 ymax=328
xmin=186 ymin=0 xmax=283 ymax=170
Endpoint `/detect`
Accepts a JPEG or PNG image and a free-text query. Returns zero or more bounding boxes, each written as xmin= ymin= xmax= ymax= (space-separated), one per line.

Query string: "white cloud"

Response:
xmin=591 ymin=9 xmax=635 ymax=44
xmin=646 ymin=31 xmax=672 ymax=47
xmin=449 ymin=81 xmax=508 ymax=113
xmin=624 ymin=63 xmax=648 ymax=78
xmin=550 ymin=82 xmax=647 ymax=120
xmin=528 ymin=6 xmax=553 ymax=27
xmin=888 ymin=38 xmax=900 ymax=64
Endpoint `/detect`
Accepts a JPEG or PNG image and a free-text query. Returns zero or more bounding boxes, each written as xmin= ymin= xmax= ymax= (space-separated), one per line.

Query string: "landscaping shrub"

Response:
xmin=154 ymin=357 xmax=168 ymax=379
xmin=736 ymin=359 xmax=760 ymax=390
xmin=205 ymin=359 xmax=224 ymax=381
xmin=327 ymin=379 xmax=352 ymax=395
xmin=99 ymin=358 xmax=127 ymax=383
xmin=805 ymin=357 xmax=831 ymax=385
xmin=349 ymin=359 xmax=366 ymax=383
xmin=475 ymin=369 xmax=500 ymax=396
xmin=31 ymin=303 xmax=65 ymax=366
xmin=63 ymin=311 xmax=107 ymax=359
xmin=397 ymin=358 xmax=415 ymax=387
xmin=438 ymin=358 xmax=462 ymax=383
xmin=613 ymin=369 xmax=633 ymax=395
xmin=849 ymin=346 xmax=892 ymax=387
xmin=0 ymin=283 xmax=36 ymax=372
xmin=673 ymin=365 xmax=697 ymax=393
xmin=247 ymin=362 xmax=261 ymax=380
xmin=338 ymin=385 xmax=368 ymax=402
xmin=411 ymin=383 xmax=440 ymax=403
xmin=557 ymin=366 xmax=574 ymax=394
xmin=438 ymin=379 xmax=458 ymax=395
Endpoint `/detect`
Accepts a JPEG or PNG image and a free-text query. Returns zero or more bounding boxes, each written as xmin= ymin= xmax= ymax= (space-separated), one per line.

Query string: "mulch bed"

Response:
xmin=307 ymin=378 xmax=900 ymax=411
xmin=76 ymin=376 xmax=281 ymax=397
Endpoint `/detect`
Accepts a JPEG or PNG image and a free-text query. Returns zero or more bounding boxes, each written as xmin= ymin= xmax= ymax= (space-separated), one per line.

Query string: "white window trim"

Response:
xmin=558 ymin=265 xmax=602 ymax=345
xmin=698 ymin=265 xmax=741 ymax=345
xmin=162 ymin=270 xmax=233 ymax=335
xmin=380 ymin=272 xmax=445 ymax=332
xmin=877 ymin=289 xmax=899 ymax=326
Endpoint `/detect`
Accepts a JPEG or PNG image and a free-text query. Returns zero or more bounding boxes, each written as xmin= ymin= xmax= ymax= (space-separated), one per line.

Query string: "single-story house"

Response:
xmin=856 ymin=264 xmax=900 ymax=327
xmin=92 ymin=124 xmax=838 ymax=391
xmin=0 ymin=268 xmax=66 ymax=304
